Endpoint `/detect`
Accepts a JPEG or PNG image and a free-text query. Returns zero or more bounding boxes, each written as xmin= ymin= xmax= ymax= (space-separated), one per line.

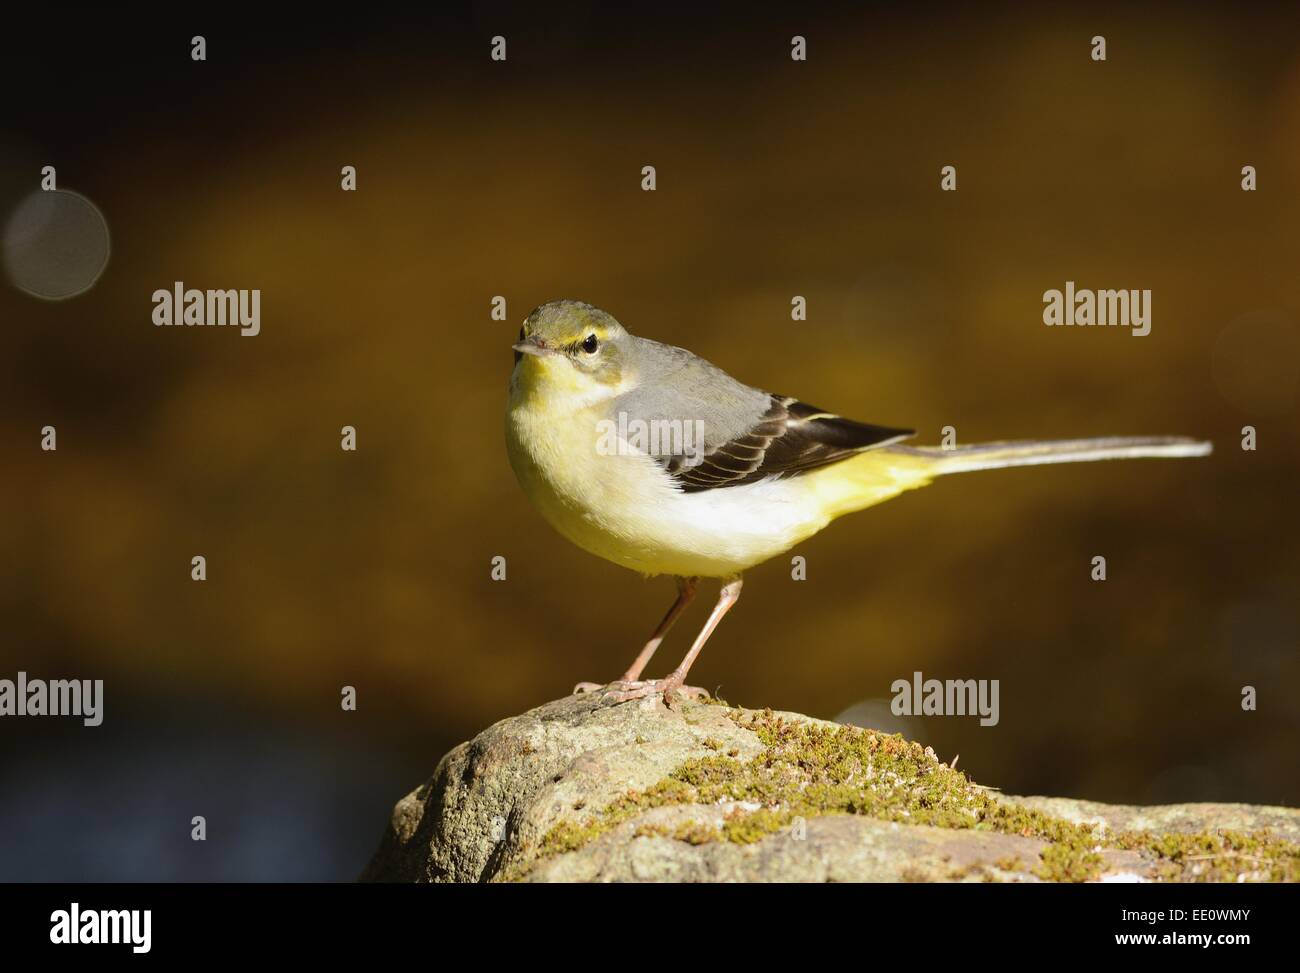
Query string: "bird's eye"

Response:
xmin=581 ymin=333 xmax=599 ymax=354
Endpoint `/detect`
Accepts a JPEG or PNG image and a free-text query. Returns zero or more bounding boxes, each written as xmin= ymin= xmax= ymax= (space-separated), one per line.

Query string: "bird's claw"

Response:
xmin=573 ymin=679 xmax=709 ymax=706
xmin=603 ymin=679 xmax=710 ymax=704
xmin=573 ymin=679 xmax=657 ymax=696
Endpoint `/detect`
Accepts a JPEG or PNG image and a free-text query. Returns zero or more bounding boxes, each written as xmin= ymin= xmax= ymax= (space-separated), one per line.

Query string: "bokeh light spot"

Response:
xmin=3 ymin=189 xmax=111 ymax=300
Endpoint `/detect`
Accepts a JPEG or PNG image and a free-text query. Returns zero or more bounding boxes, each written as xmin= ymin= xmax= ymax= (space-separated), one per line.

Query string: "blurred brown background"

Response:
xmin=1 ymin=3 xmax=1297 ymax=880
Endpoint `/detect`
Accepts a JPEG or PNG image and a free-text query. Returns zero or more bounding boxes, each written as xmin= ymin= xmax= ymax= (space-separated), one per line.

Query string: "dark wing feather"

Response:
xmin=665 ymin=395 xmax=913 ymax=492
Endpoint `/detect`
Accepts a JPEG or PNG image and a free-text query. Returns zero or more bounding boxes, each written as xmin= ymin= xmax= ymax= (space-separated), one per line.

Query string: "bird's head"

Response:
xmin=511 ymin=299 xmax=630 ymax=403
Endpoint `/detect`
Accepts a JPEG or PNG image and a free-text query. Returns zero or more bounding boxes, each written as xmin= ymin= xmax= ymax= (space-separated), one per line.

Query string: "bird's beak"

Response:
xmin=512 ymin=336 xmax=557 ymax=358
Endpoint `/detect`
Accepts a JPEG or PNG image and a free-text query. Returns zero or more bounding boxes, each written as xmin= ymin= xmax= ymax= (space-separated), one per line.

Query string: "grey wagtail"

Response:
xmin=506 ymin=299 xmax=1211 ymax=702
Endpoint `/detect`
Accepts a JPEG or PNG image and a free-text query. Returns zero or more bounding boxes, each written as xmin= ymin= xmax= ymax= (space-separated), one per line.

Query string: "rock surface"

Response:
xmin=361 ymin=692 xmax=1300 ymax=883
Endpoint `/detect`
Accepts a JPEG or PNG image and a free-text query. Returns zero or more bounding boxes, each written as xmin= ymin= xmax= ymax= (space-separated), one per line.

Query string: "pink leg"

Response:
xmin=608 ymin=577 xmax=743 ymax=702
xmin=619 ymin=576 xmax=699 ymax=681
xmin=573 ymin=577 xmax=698 ymax=694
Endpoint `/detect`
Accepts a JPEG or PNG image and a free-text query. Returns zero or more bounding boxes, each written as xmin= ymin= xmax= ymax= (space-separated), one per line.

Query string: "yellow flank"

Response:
xmin=798 ymin=448 xmax=937 ymax=522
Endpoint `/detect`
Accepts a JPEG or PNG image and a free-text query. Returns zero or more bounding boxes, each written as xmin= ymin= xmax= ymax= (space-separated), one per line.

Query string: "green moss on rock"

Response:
xmin=525 ymin=707 xmax=1299 ymax=883
xmin=1115 ymin=828 xmax=1300 ymax=883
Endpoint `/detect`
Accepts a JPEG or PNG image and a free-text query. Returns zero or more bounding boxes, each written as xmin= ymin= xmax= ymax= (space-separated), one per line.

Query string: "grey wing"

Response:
xmin=667 ymin=394 xmax=914 ymax=492
xmin=611 ymin=338 xmax=913 ymax=493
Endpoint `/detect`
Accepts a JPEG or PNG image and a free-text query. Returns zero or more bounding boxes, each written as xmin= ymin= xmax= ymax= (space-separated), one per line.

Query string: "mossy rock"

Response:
xmin=360 ymin=692 xmax=1300 ymax=883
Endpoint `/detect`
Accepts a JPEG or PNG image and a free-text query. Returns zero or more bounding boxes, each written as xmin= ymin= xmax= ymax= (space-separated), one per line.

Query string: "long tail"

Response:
xmin=806 ymin=435 xmax=1212 ymax=521
xmin=886 ymin=436 xmax=1212 ymax=476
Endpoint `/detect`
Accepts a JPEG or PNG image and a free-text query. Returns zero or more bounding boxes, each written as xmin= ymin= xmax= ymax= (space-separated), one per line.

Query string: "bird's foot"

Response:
xmin=603 ymin=678 xmax=710 ymax=705
xmin=573 ymin=678 xmax=709 ymax=705
xmin=573 ymin=679 xmax=658 ymax=696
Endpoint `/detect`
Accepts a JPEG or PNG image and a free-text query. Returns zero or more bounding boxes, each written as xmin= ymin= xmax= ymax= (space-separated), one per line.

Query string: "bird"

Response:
xmin=505 ymin=299 xmax=1212 ymax=703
